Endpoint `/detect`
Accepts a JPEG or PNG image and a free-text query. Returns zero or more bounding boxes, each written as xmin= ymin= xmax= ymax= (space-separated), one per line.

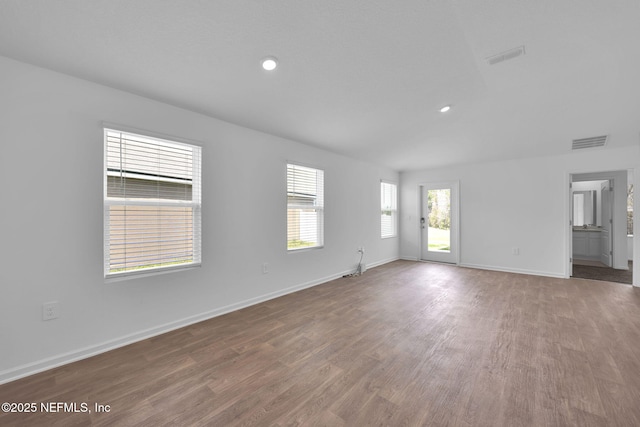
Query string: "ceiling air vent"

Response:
xmin=571 ymin=135 xmax=608 ymax=150
xmin=486 ymin=46 xmax=526 ymax=66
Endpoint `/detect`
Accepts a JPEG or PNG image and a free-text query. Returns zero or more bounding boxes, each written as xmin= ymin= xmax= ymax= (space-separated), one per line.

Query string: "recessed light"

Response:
xmin=261 ymin=57 xmax=278 ymax=71
xmin=439 ymin=105 xmax=451 ymax=113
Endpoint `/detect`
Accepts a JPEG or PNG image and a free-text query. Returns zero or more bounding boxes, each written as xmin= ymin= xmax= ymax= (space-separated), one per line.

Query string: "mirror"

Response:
xmin=573 ymin=190 xmax=596 ymax=226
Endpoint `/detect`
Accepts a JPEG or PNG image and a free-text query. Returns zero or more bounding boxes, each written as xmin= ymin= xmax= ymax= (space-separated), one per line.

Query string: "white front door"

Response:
xmin=420 ymin=182 xmax=459 ymax=264
xmin=601 ymin=181 xmax=613 ymax=267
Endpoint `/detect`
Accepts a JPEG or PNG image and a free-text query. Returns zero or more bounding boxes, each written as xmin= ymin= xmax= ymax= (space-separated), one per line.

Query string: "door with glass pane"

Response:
xmin=420 ymin=182 xmax=459 ymax=264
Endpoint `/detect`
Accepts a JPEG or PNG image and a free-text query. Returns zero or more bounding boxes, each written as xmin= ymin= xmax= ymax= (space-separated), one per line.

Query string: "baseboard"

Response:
xmin=459 ymin=263 xmax=565 ymax=279
xmin=378 ymin=258 xmax=564 ymax=279
xmin=366 ymin=256 xmax=400 ymax=269
xmin=1 ymin=265 xmax=374 ymax=385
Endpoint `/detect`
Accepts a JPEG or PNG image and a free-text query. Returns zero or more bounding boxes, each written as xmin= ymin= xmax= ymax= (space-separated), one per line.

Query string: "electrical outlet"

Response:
xmin=358 ymin=247 xmax=364 ymax=254
xmin=512 ymin=247 xmax=520 ymax=255
xmin=262 ymin=262 xmax=268 ymax=274
xmin=42 ymin=302 xmax=58 ymax=321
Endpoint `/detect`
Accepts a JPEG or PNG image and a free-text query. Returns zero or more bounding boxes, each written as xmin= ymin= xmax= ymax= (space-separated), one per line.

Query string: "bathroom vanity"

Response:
xmin=572 ymin=227 xmax=602 ymax=260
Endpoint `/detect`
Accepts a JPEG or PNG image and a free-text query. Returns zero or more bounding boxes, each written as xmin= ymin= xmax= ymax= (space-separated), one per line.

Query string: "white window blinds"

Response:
xmin=104 ymin=129 xmax=201 ymax=278
xmin=381 ymin=181 xmax=397 ymax=238
xmin=287 ymin=163 xmax=324 ymax=250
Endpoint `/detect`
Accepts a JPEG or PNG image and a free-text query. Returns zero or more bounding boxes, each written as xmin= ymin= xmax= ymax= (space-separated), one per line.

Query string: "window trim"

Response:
xmin=103 ymin=124 xmax=202 ymax=281
xmin=381 ymin=180 xmax=398 ymax=239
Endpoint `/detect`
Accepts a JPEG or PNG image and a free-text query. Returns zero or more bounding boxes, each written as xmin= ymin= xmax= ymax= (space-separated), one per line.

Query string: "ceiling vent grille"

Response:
xmin=486 ymin=46 xmax=526 ymax=65
xmin=571 ymin=135 xmax=608 ymax=150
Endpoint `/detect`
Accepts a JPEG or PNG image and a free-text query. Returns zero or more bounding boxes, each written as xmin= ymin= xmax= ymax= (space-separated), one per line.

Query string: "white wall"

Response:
xmin=0 ymin=56 xmax=399 ymax=383
xmin=400 ymin=146 xmax=639 ymax=279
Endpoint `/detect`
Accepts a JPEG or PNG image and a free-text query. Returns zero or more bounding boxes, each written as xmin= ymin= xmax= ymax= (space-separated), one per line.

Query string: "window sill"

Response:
xmin=105 ymin=263 xmax=201 ymax=283
xmin=287 ymin=245 xmax=324 ymax=253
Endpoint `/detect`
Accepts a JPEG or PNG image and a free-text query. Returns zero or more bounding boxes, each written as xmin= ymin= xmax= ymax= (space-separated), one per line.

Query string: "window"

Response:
xmin=104 ymin=128 xmax=201 ymax=278
xmin=381 ymin=181 xmax=397 ymax=238
xmin=287 ymin=163 xmax=324 ymax=250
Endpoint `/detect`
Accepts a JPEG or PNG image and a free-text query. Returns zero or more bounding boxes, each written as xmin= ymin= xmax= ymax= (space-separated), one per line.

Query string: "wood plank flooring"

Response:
xmin=2 ymin=260 xmax=640 ymax=426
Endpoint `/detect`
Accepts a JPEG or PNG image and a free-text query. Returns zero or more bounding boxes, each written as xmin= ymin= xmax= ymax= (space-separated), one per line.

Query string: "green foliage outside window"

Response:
xmin=427 ymin=189 xmax=451 ymax=230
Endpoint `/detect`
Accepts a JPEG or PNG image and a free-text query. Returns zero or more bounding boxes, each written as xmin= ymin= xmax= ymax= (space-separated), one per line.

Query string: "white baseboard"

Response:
xmin=1 ymin=264 xmax=376 ymax=385
xmin=375 ymin=257 xmax=564 ymax=279
xmin=459 ymin=263 xmax=565 ymax=279
xmin=366 ymin=256 xmax=399 ymax=269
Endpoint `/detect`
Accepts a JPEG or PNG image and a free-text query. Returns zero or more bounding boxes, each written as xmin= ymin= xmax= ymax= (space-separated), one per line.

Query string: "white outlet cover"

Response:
xmin=42 ymin=302 xmax=59 ymax=320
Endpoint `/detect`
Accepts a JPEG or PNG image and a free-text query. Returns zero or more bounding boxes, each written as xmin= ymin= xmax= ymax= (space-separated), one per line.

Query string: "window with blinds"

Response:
xmin=381 ymin=181 xmax=397 ymax=238
xmin=104 ymin=128 xmax=202 ymax=278
xmin=287 ymin=163 xmax=324 ymax=250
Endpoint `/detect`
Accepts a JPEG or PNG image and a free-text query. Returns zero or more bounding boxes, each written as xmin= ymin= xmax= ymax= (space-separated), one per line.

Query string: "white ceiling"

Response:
xmin=1 ymin=0 xmax=639 ymax=171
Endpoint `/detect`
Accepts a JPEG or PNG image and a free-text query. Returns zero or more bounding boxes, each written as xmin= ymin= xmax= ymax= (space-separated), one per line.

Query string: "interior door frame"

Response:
xmin=418 ymin=181 xmax=460 ymax=265
xmin=567 ymin=169 xmax=637 ymax=286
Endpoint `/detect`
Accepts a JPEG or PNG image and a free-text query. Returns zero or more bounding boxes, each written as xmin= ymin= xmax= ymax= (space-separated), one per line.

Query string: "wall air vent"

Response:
xmin=486 ymin=46 xmax=526 ymax=65
xmin=571 ymin=135 xmax=608 ymax=150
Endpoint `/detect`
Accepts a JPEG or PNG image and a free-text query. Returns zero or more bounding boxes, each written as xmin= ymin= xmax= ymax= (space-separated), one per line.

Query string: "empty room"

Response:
xmin=1 ymin=1 xmax=640 ymax=426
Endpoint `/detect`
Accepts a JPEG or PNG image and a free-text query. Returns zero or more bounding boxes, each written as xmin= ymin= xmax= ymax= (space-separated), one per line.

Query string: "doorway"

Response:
xmin=569 ymin=170 xmax=633 ymax=285
xmin=420 ymin=181 xmax=459 ymax=264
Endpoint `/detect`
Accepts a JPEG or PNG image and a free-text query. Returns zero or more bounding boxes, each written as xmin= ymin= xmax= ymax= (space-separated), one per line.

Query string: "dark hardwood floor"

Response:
xmin=2 ymin=260 xmax=640 ymax=426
